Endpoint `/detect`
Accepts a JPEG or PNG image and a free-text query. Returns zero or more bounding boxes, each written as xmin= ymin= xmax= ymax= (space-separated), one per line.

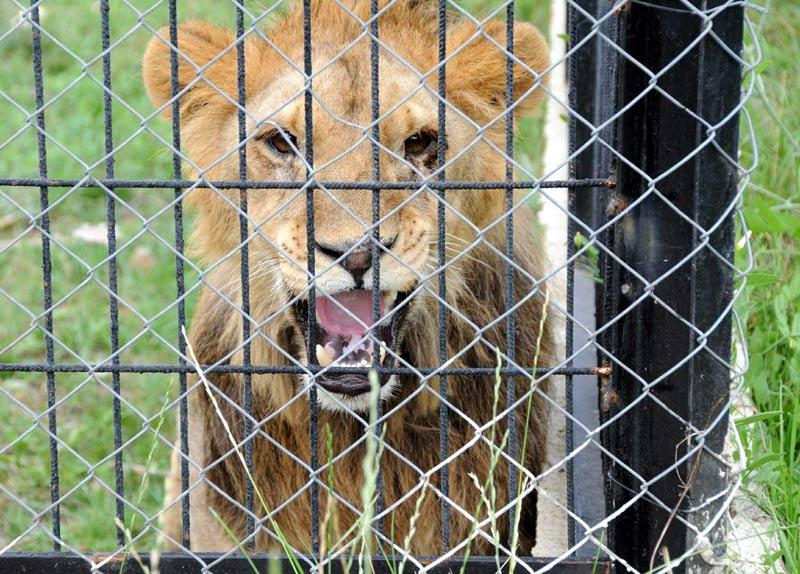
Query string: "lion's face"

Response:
xmin=243 ymin=56 xmax=453 ymax=409
xmin=143 ymin=0 xmax=548 ymax=411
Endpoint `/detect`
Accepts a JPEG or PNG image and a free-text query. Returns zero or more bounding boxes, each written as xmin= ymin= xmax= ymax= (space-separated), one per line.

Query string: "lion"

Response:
xmin=143 ymin=0 xmax=553 ymax=556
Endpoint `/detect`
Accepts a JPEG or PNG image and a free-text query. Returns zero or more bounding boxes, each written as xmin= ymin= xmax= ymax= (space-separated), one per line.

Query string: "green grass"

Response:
xmin=0 ymin=0 xmax=215 ymax=551
xmin=737 ymin=1 xmax=800 ymax=570
xmin=0 ymin=0 xmax=548 ymax=552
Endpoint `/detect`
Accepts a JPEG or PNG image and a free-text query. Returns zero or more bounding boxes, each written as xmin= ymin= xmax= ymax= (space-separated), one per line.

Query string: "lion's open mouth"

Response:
xmin=292 ymin=289 xmax=411 ymax=397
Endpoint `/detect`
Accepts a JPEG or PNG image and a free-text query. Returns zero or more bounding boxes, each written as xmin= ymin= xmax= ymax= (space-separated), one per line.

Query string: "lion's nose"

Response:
xmin=316 ymin=237 xmax=396 ymax=288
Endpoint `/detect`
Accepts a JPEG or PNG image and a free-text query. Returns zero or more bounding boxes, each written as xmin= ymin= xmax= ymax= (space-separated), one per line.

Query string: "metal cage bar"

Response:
xmin=234 ymin=0 xmax=257 ymax=548
xmin=303 ymin=0 xmax=321 ymax=555
xmin=98 ymin=0 xmax=125 ymax=548
xmin=28 ymin=0 xmax=61 ymax=552
xmin=503 ymin=0 xmax=519 ymax=548
xmin=0 ymin=363 xmax=608 ymax=376
xmin=167 ymin=0 xmax=192 ymax=551
xmin=436 ymin=0 xmax=450 ymax=551
xmin=0 ymin=177 xmax=612 ymax=190
xmin=369 ymin=0 xmax=386 ymax=537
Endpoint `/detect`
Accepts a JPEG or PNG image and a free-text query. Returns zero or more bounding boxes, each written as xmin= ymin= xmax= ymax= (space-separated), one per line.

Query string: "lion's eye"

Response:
xmin=404 ymin=131 xmax=435 ymax=156
xmin=265 ymin=129 xmax=298 ymax=156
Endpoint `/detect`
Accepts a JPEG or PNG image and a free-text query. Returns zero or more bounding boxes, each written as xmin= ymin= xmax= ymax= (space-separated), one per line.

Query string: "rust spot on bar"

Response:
xmin=601 ymin=389 xmax=619 ymax=413
xmin=605 ymin=165 xmax=617 ymax=191
xmin=599 ymin=363 xmax=618 ymax=412
xmin=606 ymin=174 xmax=617 ymax=189
xmin=613 ymin=1 xmax=632 ymax=16
xmin=593 ymin=365 xmax=613 ymax=377
xmin=90 ymin=553 xmax=123 ymax=563
xmin=606 ymin=190 xmax=626 ymax=217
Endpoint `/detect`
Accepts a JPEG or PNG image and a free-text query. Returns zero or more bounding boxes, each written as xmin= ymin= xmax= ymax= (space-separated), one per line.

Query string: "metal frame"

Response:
xmin=0 ymin=0 xmax=754 ymax=572
xmin=0 ymin=554 xmax=614 ymax=573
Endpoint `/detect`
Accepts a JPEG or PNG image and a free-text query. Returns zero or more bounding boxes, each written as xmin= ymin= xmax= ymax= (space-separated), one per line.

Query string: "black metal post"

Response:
xmin=303 ymin=0 xmax=320 ymax=555
xmin=167 ymin=0 xmax=191 ymax=550
xmin=99 ymin=0 xmax=125 ymax=548
xmin=436 ymin=0 xmax=450 ymax=552
xmin=604 ymin=1 xmax=743 ymax=572
xmin=29 ymin=0 xmax=61 ymax=551
xmin=233 ymin=0 xmax=256 ymax=549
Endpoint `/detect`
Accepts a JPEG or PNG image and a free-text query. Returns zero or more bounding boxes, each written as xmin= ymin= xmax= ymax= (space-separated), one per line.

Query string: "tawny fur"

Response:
xmin=144 ymin=0 xmax=553 ymax=555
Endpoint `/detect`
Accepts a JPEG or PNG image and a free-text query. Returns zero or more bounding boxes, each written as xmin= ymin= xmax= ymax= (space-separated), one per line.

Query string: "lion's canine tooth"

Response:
xmin=383 ymin=290 xmax=398 ymax=309
xmin=379 ymin=343 xmax=386 ymax=362
xmin=316 ymin=344 xmax=333 ymax=367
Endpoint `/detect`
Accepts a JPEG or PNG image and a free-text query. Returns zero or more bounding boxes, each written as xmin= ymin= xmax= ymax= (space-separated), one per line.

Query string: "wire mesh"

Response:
xmin=0 ymin=0 xmax=760 ymax=572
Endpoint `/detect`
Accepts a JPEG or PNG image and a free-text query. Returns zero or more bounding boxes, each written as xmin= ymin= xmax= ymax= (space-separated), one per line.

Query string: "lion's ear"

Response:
xmin=446 ymin=20 xmax=549 ymax=123
xmin=142 ymin=21 xmax=240 ymax=120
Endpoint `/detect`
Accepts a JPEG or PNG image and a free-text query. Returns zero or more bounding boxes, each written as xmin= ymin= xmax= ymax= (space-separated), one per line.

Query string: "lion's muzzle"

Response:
xmin=291 ymin=288 xmax=412 ymax=397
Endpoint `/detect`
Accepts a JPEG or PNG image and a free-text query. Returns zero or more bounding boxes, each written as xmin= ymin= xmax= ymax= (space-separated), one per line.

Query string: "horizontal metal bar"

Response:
xmin=0 ymin=177 xmax=613 ymax=190
xmin=0 ymin=362 xmax=611 ymax=377
xmin=0 ymin=553 xmax=615 ymax=574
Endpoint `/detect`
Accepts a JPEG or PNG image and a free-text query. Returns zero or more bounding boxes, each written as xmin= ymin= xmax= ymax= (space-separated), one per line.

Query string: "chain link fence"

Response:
xmin=0 ymin=0 xmax=760 ymax=572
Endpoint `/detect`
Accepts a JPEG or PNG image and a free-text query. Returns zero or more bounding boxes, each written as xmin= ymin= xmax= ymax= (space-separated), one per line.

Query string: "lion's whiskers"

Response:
xmin=212 ymin=256 xmax=281 ymax=294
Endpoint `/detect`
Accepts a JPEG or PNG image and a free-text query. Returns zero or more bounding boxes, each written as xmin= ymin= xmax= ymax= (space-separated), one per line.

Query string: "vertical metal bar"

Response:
xmin=504 ymin=0 xmax=517 ymax=545
xmin=436 ymin=0 xmax=449 ymax=552
xmin=303 ymin=0 xmax=320 ymax=555
xmin=234 ymin=2 xmax=256 ymax=548
xmin=565 ymin=194 xmax=576 ymax=553
xmin=168 ymin=0 xmax=191 ymax=549
xmin=593 ymin=3 xmax=620 ymax=560
xmin=29 ymin=0 xmax=60 ymax=551
xmin=568 ymin=1 xmax=620 ymax=556
xmin=607 ymin=2 xmax=743 ymax=571
xmin=99 ymin=0 xmax=125 ymax=547
xmin=568 ymin=0 xmax=598 ymax=223
xmin=369 ymin=0 xmax=385 ymax=537
xmin=564 ymin=2 xmax=584 ymax=551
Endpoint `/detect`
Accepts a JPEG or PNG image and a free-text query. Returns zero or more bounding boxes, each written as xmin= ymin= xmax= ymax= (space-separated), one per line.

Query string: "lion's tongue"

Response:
xmin=316 ymin=290 xmax=385 ymax=338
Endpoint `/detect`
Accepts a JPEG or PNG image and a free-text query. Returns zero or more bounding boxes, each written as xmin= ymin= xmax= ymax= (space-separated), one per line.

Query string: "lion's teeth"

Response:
xmin=383 ymin=290 xmax=398 ymax=309
xmin=379 ymin=344 xmax=386 ymax=362
xmin=316 ymin=344 xmax=334 ymax=367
